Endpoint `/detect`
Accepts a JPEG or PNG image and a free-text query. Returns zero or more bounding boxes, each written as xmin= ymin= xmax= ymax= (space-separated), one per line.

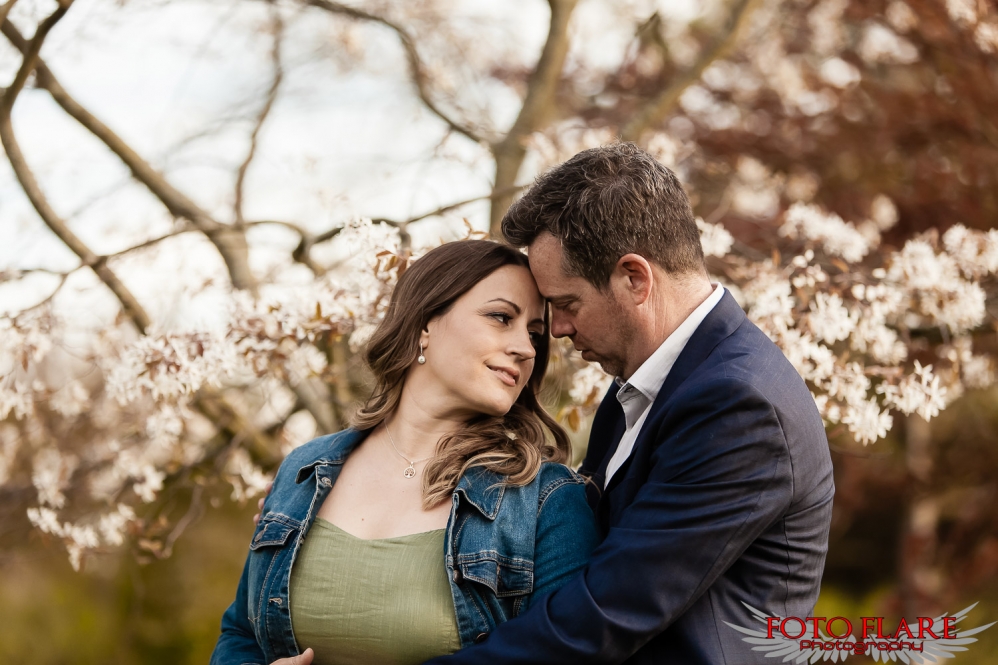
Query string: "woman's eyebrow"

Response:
xmin=485 ymin=297 xmax=521 ymax=314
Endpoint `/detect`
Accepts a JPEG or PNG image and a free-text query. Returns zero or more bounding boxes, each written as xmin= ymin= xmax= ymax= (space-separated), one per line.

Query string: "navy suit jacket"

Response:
xmin=428 ymin=291 xmax=835 ymax=664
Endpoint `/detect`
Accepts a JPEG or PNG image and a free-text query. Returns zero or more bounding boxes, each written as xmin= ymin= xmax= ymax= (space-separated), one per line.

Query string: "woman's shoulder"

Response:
xmin=516 ymin=462 xmax=587 ymax=512
xmin=534 ymin=460 xmax=585 ymax=486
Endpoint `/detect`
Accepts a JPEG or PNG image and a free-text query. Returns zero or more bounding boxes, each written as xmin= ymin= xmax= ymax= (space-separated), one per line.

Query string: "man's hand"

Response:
xmin=252 ymin=481 xmax=274 ymax=525
xmin=269 ymin=647 xmax=313 ymax=665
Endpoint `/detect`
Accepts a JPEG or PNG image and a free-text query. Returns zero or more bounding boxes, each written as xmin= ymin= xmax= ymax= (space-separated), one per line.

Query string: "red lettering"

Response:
xmin=781 ymin=617 xmax=807 ymax=639
xmin=893 ymin=617 xmax=914 ymax=640
xmin=806 ymin=617 xmax=827 ymax=638
xmin=860 ymin=617 xmax=884 ymax=640
xmin=918 ymin=617 xmax=939 ymax=639
xmin=827 ymin=617 xmax=853 ymax=639
xmin=943 ymin=617 xmax=956 ymax=638
xmin=766 ymin=617 xmax=780 ymax=639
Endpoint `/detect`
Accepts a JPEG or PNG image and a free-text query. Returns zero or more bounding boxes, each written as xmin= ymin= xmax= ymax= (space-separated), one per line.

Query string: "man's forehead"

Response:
xmin=526 ymin=234 xmax=566 ymax=279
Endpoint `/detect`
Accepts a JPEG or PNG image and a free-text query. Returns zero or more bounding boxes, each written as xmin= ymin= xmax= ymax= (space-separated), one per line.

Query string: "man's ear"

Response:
xmin=612 ymin=253 xmax=654 ymax=305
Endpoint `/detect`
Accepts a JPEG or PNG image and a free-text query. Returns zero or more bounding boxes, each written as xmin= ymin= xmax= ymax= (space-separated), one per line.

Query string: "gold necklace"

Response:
xmin=384 ymin=421 xmax=433 ymax=478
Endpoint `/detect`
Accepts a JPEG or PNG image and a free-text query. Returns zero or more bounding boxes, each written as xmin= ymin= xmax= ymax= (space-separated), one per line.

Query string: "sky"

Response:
xmin=0 ymin=0 xmax=699 ymax=324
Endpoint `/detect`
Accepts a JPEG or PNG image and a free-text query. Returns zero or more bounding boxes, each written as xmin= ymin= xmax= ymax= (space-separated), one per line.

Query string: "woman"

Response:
xmin=211 ymin=240 xmax=599 ymax=665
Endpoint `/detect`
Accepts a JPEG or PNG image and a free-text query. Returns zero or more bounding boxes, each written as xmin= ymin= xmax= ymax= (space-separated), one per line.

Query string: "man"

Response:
xmin=426 ymin=143 xmax=835 ymax=664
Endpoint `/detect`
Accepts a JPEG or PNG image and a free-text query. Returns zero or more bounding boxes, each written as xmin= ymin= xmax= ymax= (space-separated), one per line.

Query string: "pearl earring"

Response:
xmin=417 ymin=342 xmax=426 ymax=365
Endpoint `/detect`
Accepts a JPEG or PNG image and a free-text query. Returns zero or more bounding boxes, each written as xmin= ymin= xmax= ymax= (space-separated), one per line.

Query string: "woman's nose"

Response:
xmin=510 ymin=328 xmax=537 ymax=360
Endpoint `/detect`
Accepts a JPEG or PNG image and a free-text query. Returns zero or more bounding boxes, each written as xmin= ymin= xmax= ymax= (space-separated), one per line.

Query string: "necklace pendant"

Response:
xmin=403 ymin=464 xmax=416 ymax=478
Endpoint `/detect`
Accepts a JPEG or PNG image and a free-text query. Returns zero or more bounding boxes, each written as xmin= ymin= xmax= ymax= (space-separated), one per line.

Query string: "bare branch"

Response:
xmin=158 ymin=484 xmax=204 ymax=559
xmin=10 ymin=272 xmax=70 ymax=316
xmin=0 ymin=2 xmax=151 ymax=333
xmin=1 ymin=19 xmax=258 ymax=293
xmin=305 ymin=0 xmax=484 ymax=145
xmin=0 ymin=0 xmax=21 ymax=27
xmin=234 ymin=5 xmax=283 ymax=227
xmin=246 ymin=184 xmax=527 ymax=274
xmin=401 ymin=184 xmax=527 ymax=226
xmin=489 ymin=0 xmax=579 ymax=235
xmin=620 ymin=0 xmax=761 ymax=142
xmin=104 ymin=227 xmax=198 ymax=259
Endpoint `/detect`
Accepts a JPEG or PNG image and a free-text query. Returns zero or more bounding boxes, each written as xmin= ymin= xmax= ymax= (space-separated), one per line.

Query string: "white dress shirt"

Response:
xmin=603 ymin=284 xmax=726 ymax=487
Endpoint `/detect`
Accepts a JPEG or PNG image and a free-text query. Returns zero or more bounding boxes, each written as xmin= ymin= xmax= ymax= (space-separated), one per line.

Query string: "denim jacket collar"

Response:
xmin=294 ymin=428 xmax=366 ymax=483
xmin=293 ymin=428 xmax=506 ymax=520
xmin=455 ymin=465 xmax=505 ymax=520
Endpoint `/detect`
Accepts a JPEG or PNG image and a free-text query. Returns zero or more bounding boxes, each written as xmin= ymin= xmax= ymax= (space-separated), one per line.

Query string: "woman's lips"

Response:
xmin=487 ymin=365 xmax=519 ymax=387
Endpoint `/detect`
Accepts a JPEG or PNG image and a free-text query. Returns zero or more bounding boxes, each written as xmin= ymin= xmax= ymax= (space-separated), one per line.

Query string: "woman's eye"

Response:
xmin=529 ymin=331 xmax=544 ymax=346
xmin=490 ymin=312 xmax=512 ymax=324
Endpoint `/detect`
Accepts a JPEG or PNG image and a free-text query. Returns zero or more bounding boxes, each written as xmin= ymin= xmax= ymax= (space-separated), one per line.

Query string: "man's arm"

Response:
xmin=426 ymin=378 xmax=794 ymax=664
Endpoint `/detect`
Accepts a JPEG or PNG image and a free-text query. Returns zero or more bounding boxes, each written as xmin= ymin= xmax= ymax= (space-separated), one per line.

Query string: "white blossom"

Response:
xmin=50 ymin=380 xmax=90 ymax=417
xmin=851 ymin=317 xmax=907 ymax=364
xmin=807 ymin=293 xmax=858 ymax=343
xmin=0 ymin=380 xmax=33 ymax=420
xmin=696 ymin=218 xmax=734 ymax=258
xmin=841 ymin=398 xmax=893 ymax=445
xmin=132 ymin=464 xmax=166 ymax=503
xmin=569 ymin=363 xmax=613 ymax=405
xmin=945 ymin=0 xmax=977 ymax=26
xmin=858 ymin=23 xmax=919 ymax=64
xmin=32 ymin=448 xmax=78 ymax=509
xmin=27 ymin=506 xmax=65 ymax=536
xmin=943 ymin=224 xmax=998 ymax=278
xmin=819 ymin=57 xmax=861 ymax=88
xmin=807 ymin=0 xmax=849 ymax=56
xmin=870 ymin=195 xmax=899 ymax=231
xmin=975 ymin=22 xmax=998 ymax=53
xmin=780 ymin=202 xmax=872 ymax=262
xmin=877 ymin=361 xmax=947 ymax=420
xmin=886 ymin=1 xmax=918 ymax=33
xmin=225 ymin=448 xmax=273 ymax=503
xmin=98 ymin=504 xmax=137 ymax=547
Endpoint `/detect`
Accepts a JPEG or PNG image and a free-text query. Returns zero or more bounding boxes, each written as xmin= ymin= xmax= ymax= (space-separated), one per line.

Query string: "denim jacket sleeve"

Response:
xmin=210 ymin=553 xmax=268 ymax=665
xmin=524 ymin=470 xmax=600 ymax=612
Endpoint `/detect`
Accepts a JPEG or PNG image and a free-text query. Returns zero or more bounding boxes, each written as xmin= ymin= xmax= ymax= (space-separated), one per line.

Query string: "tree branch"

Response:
xmin=619 ymin=0 xmax=761 ymax=142
xmin=234 ymin=4 xmax=283 ymax=227
xmin=0 ymin=0 xmax=21 ymax=27
xmin=0 ymin=2 xmax=152 ymax=333
xmin=489 ymin=0 xmax=579 ymax=235
xmin=0 ymin=10 xmax=282 ymax=464
xmin=1 ymin=19 xmax=258 ymax=293
xmin=248 ymin=184 xmax=527 ymax=274
xmin=305 ymin=0 xmax=483 ymax=145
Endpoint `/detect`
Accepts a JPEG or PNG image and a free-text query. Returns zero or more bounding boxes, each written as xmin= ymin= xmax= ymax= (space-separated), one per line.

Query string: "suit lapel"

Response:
xmin=600 ymin=291 xmax=747 ymax=497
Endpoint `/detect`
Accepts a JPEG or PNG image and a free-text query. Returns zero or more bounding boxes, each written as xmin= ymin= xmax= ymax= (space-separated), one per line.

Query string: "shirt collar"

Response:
xmin=618 ymin=283 xmax=726 ymax=406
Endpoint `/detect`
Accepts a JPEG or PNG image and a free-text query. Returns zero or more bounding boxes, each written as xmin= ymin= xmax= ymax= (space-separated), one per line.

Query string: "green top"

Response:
xmin=289 ymin=517 xmax=461 ymax=665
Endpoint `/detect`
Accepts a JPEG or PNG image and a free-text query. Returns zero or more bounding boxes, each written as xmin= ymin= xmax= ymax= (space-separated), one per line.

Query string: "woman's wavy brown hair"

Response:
xmin=352 ymin=239 xmax=571 ymax=508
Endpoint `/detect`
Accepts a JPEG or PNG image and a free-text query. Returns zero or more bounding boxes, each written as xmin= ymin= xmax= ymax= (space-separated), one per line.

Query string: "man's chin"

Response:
xmin=584 ymin=353 xmax=623 ymax=378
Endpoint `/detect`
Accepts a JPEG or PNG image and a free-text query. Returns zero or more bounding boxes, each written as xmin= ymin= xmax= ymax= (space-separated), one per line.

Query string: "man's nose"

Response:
xmin=549 ymin=311 xmax=575 ymax=338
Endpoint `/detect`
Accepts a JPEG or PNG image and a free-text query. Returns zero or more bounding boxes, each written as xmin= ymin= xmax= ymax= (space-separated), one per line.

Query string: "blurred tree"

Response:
xmin=2 ymin=0 xmax=998 ymax=658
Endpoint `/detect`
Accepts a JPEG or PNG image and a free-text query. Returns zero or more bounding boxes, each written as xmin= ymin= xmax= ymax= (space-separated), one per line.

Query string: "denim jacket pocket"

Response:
xmin=247 ymin=513 xmax=301 ymax=641
xmin=249 ymin=513 xmax=300 ymax=550
xmin=456 ymin=553 xmax=533 ymax=598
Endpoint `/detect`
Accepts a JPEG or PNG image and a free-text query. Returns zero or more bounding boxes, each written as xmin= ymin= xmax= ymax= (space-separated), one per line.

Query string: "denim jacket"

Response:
xmin=210 ymin=428 xmax=599 ymax=665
